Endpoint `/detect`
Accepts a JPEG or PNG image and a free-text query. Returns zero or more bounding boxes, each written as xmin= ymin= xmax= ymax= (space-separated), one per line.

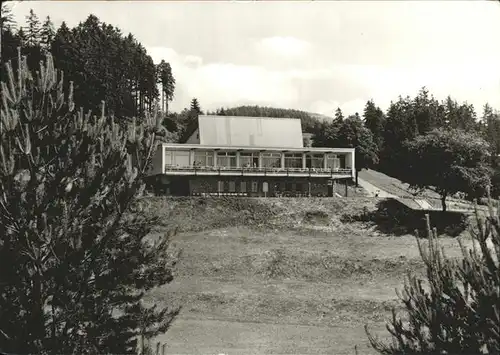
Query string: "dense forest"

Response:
xmin=1 ymin=7 xmax=175 ymax=120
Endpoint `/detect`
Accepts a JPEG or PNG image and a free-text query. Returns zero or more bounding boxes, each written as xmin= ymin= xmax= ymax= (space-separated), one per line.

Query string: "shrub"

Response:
xmin=365 ymin=190 xmax=500 ymax=354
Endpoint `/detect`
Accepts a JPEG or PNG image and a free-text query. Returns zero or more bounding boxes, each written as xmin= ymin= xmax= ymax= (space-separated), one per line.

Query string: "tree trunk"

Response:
xmin=355 ymin=169 xmax=359 ymax=187
xmin=441 ymin=194 xmax=447 ymax=212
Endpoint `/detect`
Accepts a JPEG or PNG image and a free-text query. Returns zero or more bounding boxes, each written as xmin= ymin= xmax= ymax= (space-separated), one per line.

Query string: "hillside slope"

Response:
xmin=358 ymin=169 xmax=495 ymax=212
xmin=142 ymin=197 xmax=473 ymax=354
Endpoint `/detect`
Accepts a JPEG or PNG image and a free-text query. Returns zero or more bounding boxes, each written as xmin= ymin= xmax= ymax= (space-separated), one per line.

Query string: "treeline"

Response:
xmin=1 ymin=6 xmax=175 ymax=120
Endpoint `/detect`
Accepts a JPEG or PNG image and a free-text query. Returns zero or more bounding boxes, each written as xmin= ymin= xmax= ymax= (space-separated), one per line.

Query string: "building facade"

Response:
xmin=147 ymin=115 xmax=355 ymax=197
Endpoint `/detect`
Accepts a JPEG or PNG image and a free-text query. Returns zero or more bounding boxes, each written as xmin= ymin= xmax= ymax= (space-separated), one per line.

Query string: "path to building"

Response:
xmin=357 ymin=177 xmax=397 ymax=198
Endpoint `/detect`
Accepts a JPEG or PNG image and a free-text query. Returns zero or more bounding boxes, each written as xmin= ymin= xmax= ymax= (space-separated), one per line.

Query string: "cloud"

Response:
xmin=147 ymin=44 xmax=500 ymax=118
xmin=257 ymin=36 xmax=311 ymax=56
xmin=147 ymin=46 xmax=301 ymax=112
xmin=184 ymin=55 xmax=203 ymax=69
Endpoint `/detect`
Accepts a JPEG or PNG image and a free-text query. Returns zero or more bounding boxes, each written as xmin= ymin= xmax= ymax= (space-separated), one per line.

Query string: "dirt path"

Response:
xmin=357 ymin=177 xmax=397 ymax=198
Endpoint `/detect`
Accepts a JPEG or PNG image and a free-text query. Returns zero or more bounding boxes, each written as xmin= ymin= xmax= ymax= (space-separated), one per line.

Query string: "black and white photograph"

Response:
xmin=1 ymin=0 xmax=499 ymax=354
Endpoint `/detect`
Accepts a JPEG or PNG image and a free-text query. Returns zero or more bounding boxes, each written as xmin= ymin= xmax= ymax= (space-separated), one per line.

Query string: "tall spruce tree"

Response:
xmin=25 ymin=9 xmax=41 ymax=47
xmin=40 ymin=16 xmax=55 ymax=52
xmin=0 ymin=50 xmax=178 ymax=354
xmin=156 ymin=60 xmax=175 ymax=115
xmin=363 ymin=99 xmax=385 ymax=153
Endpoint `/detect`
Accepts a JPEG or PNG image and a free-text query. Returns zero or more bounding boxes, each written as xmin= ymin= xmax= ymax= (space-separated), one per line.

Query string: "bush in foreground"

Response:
xmin=0 ymin=50 xmax=178 ymax=354
xmin=365 ymin=190 xmax=499 ymax=354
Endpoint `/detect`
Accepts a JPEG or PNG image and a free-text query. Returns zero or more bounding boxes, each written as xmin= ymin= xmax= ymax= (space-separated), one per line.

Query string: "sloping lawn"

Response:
xmin=143 ymin=197 xmax=471 ymax=354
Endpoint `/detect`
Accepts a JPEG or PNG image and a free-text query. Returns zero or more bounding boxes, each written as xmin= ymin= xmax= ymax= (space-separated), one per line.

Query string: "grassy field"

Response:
xmin=142 ymin=197 xmax=473 ymax=354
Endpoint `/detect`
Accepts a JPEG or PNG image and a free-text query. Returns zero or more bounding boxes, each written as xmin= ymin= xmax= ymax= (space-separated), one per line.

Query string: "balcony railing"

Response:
xmin=164 ymin=165 xmax=352 ymax=177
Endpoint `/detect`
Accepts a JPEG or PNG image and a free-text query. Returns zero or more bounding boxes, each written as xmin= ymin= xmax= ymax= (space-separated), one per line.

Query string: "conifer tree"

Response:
xmin=25 ymin=9 xmax=41 ymax=47
xmin=0 ymin=50 xmax=178 ymax=354
xmin=40 ymin=16 xmax=55 ymax=51
xmin=366 ymin=189 xmax=500 ymax=354
xmin=156 ymin=60 xmax=175 ymax=115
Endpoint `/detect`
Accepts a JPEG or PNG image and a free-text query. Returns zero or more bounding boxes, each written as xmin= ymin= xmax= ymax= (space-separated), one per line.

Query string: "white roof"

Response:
xmin=198 ymin=115 xmax=304 ymax=148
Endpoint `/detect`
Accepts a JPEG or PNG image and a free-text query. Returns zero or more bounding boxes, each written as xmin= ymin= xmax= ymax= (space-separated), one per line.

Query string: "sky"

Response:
xmin=7 ymin=0 xmax=500 ymax=118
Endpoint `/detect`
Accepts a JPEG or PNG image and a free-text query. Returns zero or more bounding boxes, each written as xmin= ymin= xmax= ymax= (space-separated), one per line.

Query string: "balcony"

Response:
xmin=163 ymin=165 xmax=353 ymax=178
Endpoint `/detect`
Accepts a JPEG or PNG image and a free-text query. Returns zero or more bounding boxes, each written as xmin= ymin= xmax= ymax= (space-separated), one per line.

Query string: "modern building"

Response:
xmin=146 ymin=115 xmax=355 ymax=197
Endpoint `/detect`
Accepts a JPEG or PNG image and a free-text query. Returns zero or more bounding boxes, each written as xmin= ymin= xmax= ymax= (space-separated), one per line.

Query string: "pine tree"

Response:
xmin=156 ymin=60 xmax=175 ymax=115
xmin=363 ymin=99 xmax=385 ymax=153
xmin=25 ymin=9 xmax=41 ymax=47
xmin=334 ymin=107 xmax=344 ymax=124
xmin=16 ymin=27 xmax=27 ymax=47
xmin=366 ymin=189 xmax=500 ymax=354
xmin=40 ymin=16 xmax=55 ymax=51
xmin=0 ymin=50 xmax=178 ymax=354
xmin=190 ymin=97 xmax=202 ymax=114
xmin=1 ymin=2 xmax=16 ymax=32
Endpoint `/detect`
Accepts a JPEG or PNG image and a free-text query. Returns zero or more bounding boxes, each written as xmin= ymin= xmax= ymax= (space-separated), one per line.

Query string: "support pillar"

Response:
xmin=236 ymin=151 xmax=240 ymax=167
xmin=302 ymin=153 xmax=306 ymax=169
xmin=323 ymin=153 xmax=328 ymax=169
xmin=281 ymin=153 xmax=285 ymax=169
xmin=345 ymin=179 xmax=348 ymax=197
xmin=189 ymin=149 xmax=195 ymax=166
xmin=213 ymin=151 xmax=217 ymax=167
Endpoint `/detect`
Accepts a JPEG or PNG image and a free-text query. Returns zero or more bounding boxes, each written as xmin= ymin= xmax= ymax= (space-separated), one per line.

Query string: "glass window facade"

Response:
xmin=240 ymin=152 xmax=259 ymax=168
xmin=284 ymin=153 xmax=303 ymax=168
xmin=217 ymin=152 xmax=237 ymax=168
xmin=261 ymin=152 xmax=281 ymax=168
xmin=326 ymin=154 xmax=340 ymax=169
xmin=165 ymin=150 xmax=190 ymax=167
xmin=194 ymin=151 xmax=214 ymax=167
xmin=306 ymin=154 xmax=324 ymax=169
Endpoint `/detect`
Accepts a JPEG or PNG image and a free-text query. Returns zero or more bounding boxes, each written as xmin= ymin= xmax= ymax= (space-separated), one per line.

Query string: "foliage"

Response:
xmin=404 ymin=128 xmax=492 ymax=211
xmin=156 ymin=60 xmax=175 ymax=115
xmin=482 ymin=103 xmax=500 ymax=160
xmin=337 ymin=115 xmax=379 ymax=185
xmin=40 ymin=16 xmax=55 ymax=52
xmin=1 ymin=2 xmax=16 ymax=32
xmin=176 ymin=99 xmax=204 ymax=143
xmin=363 ymin=99 xmax=385 ymax=152
xmin=25 ymin=9 xmax=41 ymax=47
xmin=0 ymin=51 xmax=178 ymax=354
xmin=366 ymin=191 xmax=500 ymax=354
xmin=334 ymin=107 xmax=344 ymax=124
xmin=2 ymin=9 xmax=175 ymax=120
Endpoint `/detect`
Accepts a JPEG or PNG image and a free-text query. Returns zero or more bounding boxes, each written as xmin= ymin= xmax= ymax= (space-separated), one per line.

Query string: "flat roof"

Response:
xmin=162 ymin=143 xmax=354 ymax=153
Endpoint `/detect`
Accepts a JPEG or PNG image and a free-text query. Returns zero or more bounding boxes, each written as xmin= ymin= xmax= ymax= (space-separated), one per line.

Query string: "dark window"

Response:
xmin=251 ymin=181 xmax=258 ymax=192
xmin=240 ymin=181 xmax=246 ymax=192
xmin=229 ymin=181 xmax=236 ymax=192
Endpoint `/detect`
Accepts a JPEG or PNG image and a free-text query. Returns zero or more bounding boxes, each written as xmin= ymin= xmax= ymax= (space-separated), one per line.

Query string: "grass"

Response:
xmin=143 ymin=197 xmax=474 ymax=354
